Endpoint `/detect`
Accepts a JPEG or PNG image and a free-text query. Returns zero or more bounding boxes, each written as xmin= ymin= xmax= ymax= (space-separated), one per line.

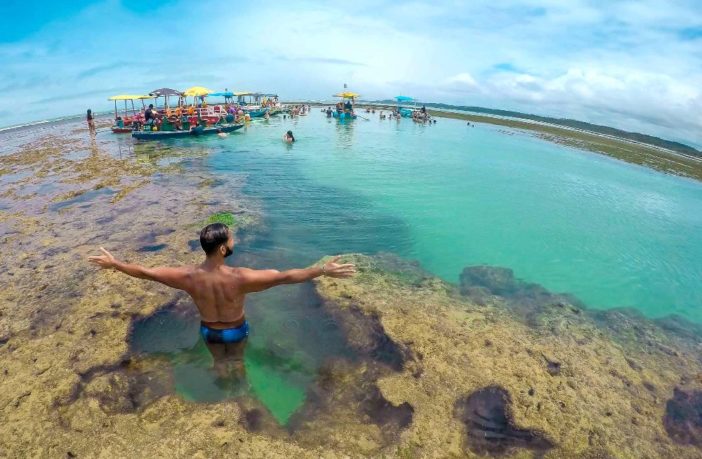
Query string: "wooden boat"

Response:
xmin=233 ymin=92 xmax=276 ymax=118
xmin=396 ymin=96 xmax=416 ymax=118
xmin=332 ymin=91 xmax=360 ymax=121
xmin=108 ymin=94 xmax=153 ymax=134
xmin=132 ymin=122 xmax=243 ymax=140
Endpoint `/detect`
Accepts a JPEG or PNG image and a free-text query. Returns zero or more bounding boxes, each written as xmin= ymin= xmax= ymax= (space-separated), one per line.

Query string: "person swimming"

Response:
xmin=88 ymin=224 xmax=355 ymax=375
xmin=283 ymin=130 xmax=295 ymax=143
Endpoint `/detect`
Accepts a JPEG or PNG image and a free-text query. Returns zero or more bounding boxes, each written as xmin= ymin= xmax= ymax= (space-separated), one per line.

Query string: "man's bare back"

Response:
xmin=88 ymin=224 xmax=356 ymax=330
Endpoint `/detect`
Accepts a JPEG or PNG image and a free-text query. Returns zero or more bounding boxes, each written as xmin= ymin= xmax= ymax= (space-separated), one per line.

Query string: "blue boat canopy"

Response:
xmin=209 ymin=91 xmax=234 ymax=97
xmin=395 ymin=96 xmax=414 ymax=102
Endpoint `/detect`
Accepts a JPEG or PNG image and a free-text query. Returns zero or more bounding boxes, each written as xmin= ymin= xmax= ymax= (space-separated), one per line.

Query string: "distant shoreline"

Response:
xmin=293 ymin=101 xmax=702 ymax=182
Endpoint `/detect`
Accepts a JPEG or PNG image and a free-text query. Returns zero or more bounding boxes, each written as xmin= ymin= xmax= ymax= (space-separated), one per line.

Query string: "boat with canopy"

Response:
xmin=235 ymin=92 xmax=269 ymax=118
xmin=149 ymin=88 xmax=183 ymax=108
xmin=261 ymin=94 xmax=282 ymax=115
xmin=332 ymin=92 xmax=359 ymax=120
xmin=395 ymin=95 xmax=416 ymax=118
xmin=131 ymin=86 xmax=244 ymax=140
xmin=108 ymin=94 xmax=153 ymax=133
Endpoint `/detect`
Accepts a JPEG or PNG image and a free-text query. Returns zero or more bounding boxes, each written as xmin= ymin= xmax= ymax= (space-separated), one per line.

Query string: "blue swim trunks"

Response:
xmin=200 ymin=320 xmax=249 ymax=343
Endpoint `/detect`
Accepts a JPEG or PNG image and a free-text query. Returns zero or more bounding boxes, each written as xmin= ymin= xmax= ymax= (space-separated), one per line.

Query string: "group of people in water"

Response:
xmin=317 ymin=103 xmax=437 ymax=124
xmin=285 ymin=105 xmax=310 ymax=118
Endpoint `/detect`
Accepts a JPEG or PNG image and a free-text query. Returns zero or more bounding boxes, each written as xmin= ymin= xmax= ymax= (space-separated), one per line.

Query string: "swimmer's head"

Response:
xmin=200 ymin=223 xmax=234 ymax=258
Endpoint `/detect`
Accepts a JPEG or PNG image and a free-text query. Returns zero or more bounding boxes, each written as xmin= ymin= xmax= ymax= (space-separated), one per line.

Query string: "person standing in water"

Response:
xmin=88 ymin=223 xmax=355 ymax=379
xmin=283 ymin=130 xmax=295 ymax=143
xmin=86 ymin=109 xmax=96 ymax=133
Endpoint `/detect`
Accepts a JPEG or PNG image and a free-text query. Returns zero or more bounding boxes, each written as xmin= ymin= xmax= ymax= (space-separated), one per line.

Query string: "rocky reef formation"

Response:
xmin=313 ymin=255 xmax=702 ymax=457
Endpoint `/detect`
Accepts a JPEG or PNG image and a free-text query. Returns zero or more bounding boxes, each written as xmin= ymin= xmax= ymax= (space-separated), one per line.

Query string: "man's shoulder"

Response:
xmin=229 ymin=266 xmax=253 ymax=276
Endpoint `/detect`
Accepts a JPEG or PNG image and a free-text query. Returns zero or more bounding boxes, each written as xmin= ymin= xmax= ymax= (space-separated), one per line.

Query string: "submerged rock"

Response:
xmin=664 ymin=388 xmax=702 ymax=447
xmin=455 ymin=385 xmax=553 ymax=456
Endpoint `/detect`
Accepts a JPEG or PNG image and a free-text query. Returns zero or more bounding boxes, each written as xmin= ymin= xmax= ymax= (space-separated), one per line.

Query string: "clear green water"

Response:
xmin=133 ymin=110 xmax=702 ymax=424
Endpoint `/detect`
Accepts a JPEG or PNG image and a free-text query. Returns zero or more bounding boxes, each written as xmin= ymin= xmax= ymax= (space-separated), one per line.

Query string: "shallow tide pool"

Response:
xmin=133 ymin=109 xmax=702 ymax=424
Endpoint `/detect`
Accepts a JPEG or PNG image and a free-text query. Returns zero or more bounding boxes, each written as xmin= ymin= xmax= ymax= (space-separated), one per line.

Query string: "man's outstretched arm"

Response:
xmin=88 ymin=247 xmax=190 ymax=291
xmin=240 ymin=256 xmax=356 ymax=293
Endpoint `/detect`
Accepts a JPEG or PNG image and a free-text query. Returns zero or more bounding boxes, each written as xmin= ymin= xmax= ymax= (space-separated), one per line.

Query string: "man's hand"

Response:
xmin=322 ymin=256 xmax=356 ymax=278
xmin=88 ymin=247 xmax=117 ymax=269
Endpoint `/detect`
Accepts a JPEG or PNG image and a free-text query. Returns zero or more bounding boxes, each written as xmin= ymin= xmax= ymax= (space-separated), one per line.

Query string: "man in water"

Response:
xmin=88 ymin=223 xmax=355 ymax=380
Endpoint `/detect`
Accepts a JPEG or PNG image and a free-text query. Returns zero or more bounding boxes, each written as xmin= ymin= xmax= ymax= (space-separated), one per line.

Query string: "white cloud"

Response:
xmin=445 ymin=73 xmax=479 ymax=87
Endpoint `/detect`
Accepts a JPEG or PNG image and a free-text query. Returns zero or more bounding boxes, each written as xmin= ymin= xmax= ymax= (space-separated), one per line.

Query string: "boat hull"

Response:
xmin=131 ymin=123 xmax=244 ymax=140
xmin=332 ymin=111 xmax=357 ymax=120
xmin=399 ymin=108 xmax=414 ymax=118
xmin=247 ymin=109 xmax=268 ymax=118
xmin=111 ymin=127 xmax=133 ymax=134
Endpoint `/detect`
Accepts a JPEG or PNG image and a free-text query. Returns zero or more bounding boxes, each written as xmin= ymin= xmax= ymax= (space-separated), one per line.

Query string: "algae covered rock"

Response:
xmin=205 ymin=211 xmax=238 ymax=227
xmin=314 ymin=254 xmax=702 ymax=458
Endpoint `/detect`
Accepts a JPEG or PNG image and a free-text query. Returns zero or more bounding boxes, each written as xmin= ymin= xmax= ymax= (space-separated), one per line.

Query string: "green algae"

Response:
xmin=204 ymin=211 xmax=238 ymax=227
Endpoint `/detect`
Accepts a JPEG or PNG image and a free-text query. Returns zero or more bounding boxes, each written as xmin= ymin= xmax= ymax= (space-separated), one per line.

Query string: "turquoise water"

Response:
xmin=134 ymin=110 xmax=702 ymax=424
xmin=210 ymin=112 xmax=702 ymax=321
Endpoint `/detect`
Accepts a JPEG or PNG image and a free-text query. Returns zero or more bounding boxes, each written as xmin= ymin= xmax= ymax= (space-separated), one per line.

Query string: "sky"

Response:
xmin=1 ymin=0 xmax=701 ymax=146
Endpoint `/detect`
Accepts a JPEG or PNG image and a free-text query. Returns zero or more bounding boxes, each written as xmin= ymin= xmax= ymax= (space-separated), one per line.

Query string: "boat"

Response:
xmin=235 ymin=92 xmax=269 ymax=118
xmin=332 ymin=91 xmax=359 ymax=120
xmin=262 ymin=94 xmax=282 ymax=116
xmin=247 ymin=108 xmax=269 ymax=118
xmin=132 ymin=86 xmax=244 ymax=140
xmin=132 ymin=122 xmax=243 ymax=140
xmin=395 ymin=96 xmax=416 ymax=118
xmin=108 ymin=94 xmax=153 ymax=133
xmin=149 ymin=88 xmax=183 ymax=108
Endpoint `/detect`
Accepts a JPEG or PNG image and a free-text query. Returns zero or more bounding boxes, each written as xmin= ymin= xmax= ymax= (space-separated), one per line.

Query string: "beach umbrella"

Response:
xmin=333 ymin=92 xmax=360 ymax=99
xmin=183 ymin=86 xmax=212 ymax=97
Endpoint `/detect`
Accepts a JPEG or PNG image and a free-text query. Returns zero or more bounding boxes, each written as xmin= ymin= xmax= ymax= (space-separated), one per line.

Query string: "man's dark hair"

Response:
xmin=200 ymin=223 xmax=230 ymax=255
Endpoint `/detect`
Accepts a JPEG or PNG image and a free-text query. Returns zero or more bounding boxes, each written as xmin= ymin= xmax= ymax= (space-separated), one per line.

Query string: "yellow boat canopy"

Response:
xmin=334 ymin=92 xmax=360 ymax=99
xmin=183 ymin=86 xmax=213 ymax=97
xmin=108 ymin=94 xmax=153 ymax=101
